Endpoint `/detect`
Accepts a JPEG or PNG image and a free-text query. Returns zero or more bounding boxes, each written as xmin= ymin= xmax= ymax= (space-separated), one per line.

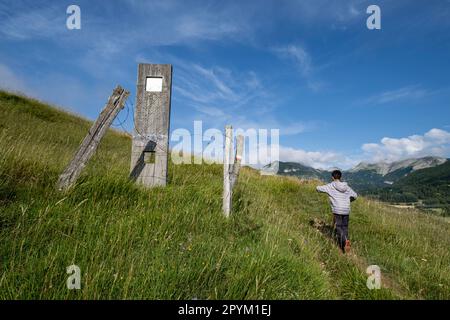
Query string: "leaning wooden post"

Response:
xmin=230 ymin=134 xmax=244 ymax=189
xmin=57 ymin=86 xmax=130 ymax=191
xmin=223 ymin=125 xmax=233 ymax=217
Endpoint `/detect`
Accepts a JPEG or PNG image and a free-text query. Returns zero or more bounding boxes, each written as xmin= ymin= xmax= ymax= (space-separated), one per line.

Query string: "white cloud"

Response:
xmin=275 ymin=128 xmax=450 ymax=170
xmin=102 ymin=1 xmax=254 ymax=47
xmin=278 ymin=0 xmax=367 ymax=27
xmin=425 ymin=128 xmax=450 ymax=142
xmin=279 ymin=146 xmax=357 ymax=170
xmin=0 ymin=6 xmax=64 ymax=40
xmin=175 ymin=14 xmax=241 ymax=41
xmin=362 ymin=128 xmax=450 ymax=162
xmin=273 ymin=44 xmax=328 ymax=92
xmin=280 ymin=122 xmax=318 ymax=136
xmin=158 ymin=54 xmax=308 ymax=135
xmin=0 ymin=1 xmax=251 ymax=45
xmin=194 ymin=105 xmax=228 ymax=118
xmin=273 ymin=45 xmax=312 ymax=76
xmin=154 ymin=52 xmax=322 ymax=138
xmin=0 ymin=64 xmax=27 ymax=92
xmin=191 ymin=65 xmax=239 ymax=101
xmin=349 ymin=5 xmax=360 ymax=17
xmin=360 ymin=85 xmax=430 ymax=105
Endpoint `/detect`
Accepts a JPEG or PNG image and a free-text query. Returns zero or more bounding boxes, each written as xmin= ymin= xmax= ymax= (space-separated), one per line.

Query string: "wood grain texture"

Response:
xmin=230 ymin=134 xmax=244 ymax=189
xmin=57 ymin=86 xmax=130 ymax=191
xmin=130 ymin=64 xmax=172 ymax=187
xmin=223 ymin=125 xmax=233 ymax=217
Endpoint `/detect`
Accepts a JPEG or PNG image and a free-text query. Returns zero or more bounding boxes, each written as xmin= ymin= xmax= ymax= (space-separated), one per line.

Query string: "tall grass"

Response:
xmin=0 ymin=90 xmax=448 ymax=299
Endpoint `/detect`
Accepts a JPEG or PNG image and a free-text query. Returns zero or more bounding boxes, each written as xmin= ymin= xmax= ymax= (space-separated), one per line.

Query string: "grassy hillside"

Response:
xmin=0 ymin=90 xmax=449 ymax=299
xmin=373 ymin=161 xmax=450 ymax=215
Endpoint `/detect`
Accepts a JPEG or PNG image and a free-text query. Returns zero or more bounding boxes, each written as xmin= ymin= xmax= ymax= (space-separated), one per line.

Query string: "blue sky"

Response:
xmin=1 ymin=0 xmax=450 ymax=169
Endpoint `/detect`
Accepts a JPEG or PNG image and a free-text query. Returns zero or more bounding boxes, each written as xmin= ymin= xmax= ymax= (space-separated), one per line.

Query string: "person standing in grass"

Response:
xmin=316 ymin=170 xmax=357 ymax=253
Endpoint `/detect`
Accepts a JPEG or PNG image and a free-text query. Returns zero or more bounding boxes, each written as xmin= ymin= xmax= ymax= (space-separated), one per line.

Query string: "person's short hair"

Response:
xmin=331 ymin=170 xmax=342 ymax=180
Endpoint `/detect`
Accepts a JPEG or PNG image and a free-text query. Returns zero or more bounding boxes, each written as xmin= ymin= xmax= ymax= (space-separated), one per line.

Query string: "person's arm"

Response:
xmin=348 ymin=187 xmax=358 ymax=202
xmin=316 ymin=184 xmax=330 ymax=194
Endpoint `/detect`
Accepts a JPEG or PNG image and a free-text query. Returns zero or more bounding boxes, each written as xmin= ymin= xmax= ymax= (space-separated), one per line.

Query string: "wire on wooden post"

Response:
xmin=57 ymin=85 xmax=130 ymax=191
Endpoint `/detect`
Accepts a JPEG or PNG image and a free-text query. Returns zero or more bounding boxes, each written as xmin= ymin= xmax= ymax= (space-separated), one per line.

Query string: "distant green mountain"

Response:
xmin=276 ymin=157 xmax=447 ymax=192
xmin=372 ymin=160 xmax=450 ymax=215
xmin=276 ymin=162 xmax=329 ymax=180
xmin=274 ymin=157 xmax=450 ymax=216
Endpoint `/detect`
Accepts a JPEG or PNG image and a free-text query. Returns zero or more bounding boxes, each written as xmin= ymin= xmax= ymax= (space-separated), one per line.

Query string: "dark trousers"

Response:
xmin=333 ymin=214 xmax=349 ymax=252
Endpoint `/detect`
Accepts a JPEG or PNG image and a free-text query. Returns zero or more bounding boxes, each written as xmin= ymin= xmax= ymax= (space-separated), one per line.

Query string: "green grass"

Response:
xmin=0 ymin=90 xmax=449 ymax=299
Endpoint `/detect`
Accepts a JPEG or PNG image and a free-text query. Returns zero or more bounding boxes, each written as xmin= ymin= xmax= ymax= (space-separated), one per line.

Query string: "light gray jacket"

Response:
xmin=316 ymin=180 xmax=358 ymax=215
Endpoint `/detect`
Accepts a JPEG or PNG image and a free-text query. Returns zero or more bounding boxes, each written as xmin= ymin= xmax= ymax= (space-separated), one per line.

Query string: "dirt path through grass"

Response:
xmin=310 ymin=217 xmax=415 ymax=299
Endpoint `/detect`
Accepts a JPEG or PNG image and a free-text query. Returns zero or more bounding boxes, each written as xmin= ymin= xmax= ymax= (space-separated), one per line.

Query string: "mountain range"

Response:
xmin=268 ymin=157 xmax=450 ymax=214
xmin=273 ymin=156 xmax=447 ymax=191
xmin=348 ymin=157 xmax=447 ymax=176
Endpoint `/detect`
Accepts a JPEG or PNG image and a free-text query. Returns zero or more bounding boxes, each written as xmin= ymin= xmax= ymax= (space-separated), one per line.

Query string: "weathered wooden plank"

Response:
xmin=230 ymin=134 xmax=244 ymax=189
xmin=57 ymin=86 xmax=130 ymax=191
xmin=223 ymin=125 xmax=233 ymax=217
xmin=130 ymin=64 xmax=172 ymax=187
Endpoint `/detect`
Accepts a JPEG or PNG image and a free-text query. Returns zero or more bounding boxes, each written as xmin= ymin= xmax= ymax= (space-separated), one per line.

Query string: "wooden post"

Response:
xmin=223 ymin=125 xmax=233 ymax=217
xmin=230 ymin=134 xmax=244 ymax=189
xmin=57 ymin=86 xmax=130 ymax=191
xmin=130 ymin=63 xmax=172 ymax=187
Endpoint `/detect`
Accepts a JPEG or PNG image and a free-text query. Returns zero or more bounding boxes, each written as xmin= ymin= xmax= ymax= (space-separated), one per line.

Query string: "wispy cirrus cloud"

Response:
xmin=193 ymin=105 xmax=228 ymax=118
xmin=0 ymin=4 xmax=64 ymax=40
xmin=190 ymin=65 xmax=240 ymax=101
xmin=137 ymin=50 xmax=320 ymax=137
xmin=231 ymin=118 xmax=318 ymax=137
xmin=272 ymin=44 xmax=326 ymax=92
xmin=122 ymin=0 xmax=256 ymax=44
xmin=2 ymin=0 xmax=447 ymax=173
xmin=359 ymin=85 xmax=431 ymax=105
xmin=0 ymin=0 xmax=254 ymax=45
xmin=273 ymin=45 xmax=312 ymax=76
xmin=280 ymin=122 xmax=319 ymax=136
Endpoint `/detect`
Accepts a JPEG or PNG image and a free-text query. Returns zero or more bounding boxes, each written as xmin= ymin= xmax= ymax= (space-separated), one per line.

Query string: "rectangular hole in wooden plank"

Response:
xmin=145 ymin=77 xmax=163 ymax=92
xmin=144 ymin=151 xmax=156 ymax=164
